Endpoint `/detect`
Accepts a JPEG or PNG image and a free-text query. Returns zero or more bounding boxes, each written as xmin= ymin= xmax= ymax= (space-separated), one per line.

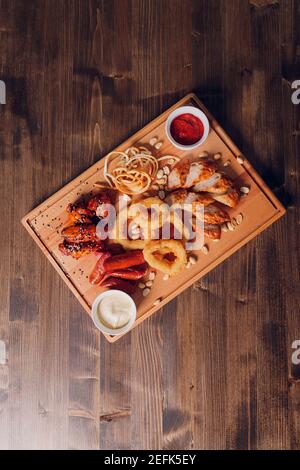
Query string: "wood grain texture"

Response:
xmin=0 ymin=0 xmax=299 ymax=449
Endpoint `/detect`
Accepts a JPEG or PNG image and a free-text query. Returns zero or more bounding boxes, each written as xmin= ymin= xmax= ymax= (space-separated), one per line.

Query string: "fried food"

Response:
xmin=61 ymin=223 xmax=97 ymax=243
xmin=143 ymin=239 xmax=187 ymax=276
xmin=87 ymin=191 xmax=111 ymax=217
xmin=66 ymin=203 xmax=94 ymax=224
xmin=128 ymin=197 xmax=167 ymax=237
xmin=58 ymin=239 xmax=104 ymax=259
xmin=104 ymin=147 xmax=159 ymax=195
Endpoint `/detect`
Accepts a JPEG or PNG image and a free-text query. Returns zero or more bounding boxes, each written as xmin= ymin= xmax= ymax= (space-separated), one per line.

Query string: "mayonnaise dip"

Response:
xmin=92 ymin=290 xmax=137 ymax=335
xmin=97 ymin=292 xmax=132 ymax=329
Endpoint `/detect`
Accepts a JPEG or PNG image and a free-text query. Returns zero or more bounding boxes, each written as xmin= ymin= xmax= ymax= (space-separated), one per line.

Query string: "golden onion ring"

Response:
xmin=129 ymin=197 xmax=167 ymax=237
xmin=143 ymin=239 xmax=187 ymax=276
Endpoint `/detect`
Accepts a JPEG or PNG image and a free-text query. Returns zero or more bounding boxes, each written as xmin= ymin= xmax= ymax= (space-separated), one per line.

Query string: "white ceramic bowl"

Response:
xmin=165 ymin=105 xmax=210 ymax=151
xmin=91 ymin=290 xmax=137 ymax=336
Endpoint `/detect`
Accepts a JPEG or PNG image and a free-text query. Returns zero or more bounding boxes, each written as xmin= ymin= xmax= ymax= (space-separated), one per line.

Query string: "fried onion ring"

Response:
xmin=143 ymin=239 xmax=187 ymax=276
xmin=111 ymin=207 xmax=146 ymax=249
xmin=128 ymin=197 xmax=168 ymax=238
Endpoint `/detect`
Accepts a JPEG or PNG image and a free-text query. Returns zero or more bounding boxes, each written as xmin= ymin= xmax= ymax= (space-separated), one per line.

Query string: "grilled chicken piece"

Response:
xmin=193 ymin=174 xmax=239 ymax=207
xmin=204 ymin=223 xmax=221 ymax=240
xmin=167 ymin=160 xmax=240 ymax=208
xmin=203 ymin=204 xmax=230 ymax=225
xmin=210 ymin=188 xmax=240 ymax=208
xmin=59 ymin=239 xmax=104 ymax=259
xmin=166 ymin=189 xmax=230 ymax=225
xmin=61 ymin=223 xmax=98 ymax=243
xmin=166 ymin=189 xmax=214 ymax=207
xmin=192 ymin=173 xmax=223 ymax=192
xmin=168 ymin=160 xmax=217 ymax=190
xmin=191 ymin=218 xmax=222 ymax=241
xmin=66 ymin=203 xmax=94 ymax=224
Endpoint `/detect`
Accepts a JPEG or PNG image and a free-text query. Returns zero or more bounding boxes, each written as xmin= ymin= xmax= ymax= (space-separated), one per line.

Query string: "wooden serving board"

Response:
xmin=21 ymin=93 xmax=285 ymax=342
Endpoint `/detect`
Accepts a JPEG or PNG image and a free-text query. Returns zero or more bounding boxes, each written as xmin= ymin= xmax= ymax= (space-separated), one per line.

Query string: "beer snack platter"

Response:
xmin=22 ymin=94 xmax=285 ymax=342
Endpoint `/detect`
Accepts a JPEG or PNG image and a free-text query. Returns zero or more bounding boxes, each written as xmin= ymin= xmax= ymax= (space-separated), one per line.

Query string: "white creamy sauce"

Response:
xmin=97 ymin=292 xmax=132 ymax=329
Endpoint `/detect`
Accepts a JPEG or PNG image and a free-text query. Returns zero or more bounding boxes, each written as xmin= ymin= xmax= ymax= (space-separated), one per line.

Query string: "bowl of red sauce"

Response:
xmin=165 ymin=106 xmax=210 ymax=150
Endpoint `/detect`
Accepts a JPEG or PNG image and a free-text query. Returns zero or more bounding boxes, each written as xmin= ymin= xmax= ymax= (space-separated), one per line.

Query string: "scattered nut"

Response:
xmin=149 ymin=137 xmax=158 ymax=146
xmin=237 ymin=156 xmax=244 ymax=164
xmin=157 ymin=178 xmax=167 ymax=185
xmin=163 ymin=166 xmax=170 ymax=175
xmin=143 ymin=288 xmax=151 ymax=297
xmin=138 ymin=282 xmax=146 ymax=289
xmin=240 ymin=186 xmax=250 ymax=194
xmin=227 ymin=221 xmax=235 ymax=231
xmin=223 ymin=160 xmax=231 ymax=167
xmin=156 ymin=169 xmax=164 ymax=179
xmin=146 ymin=280 xmax=153 ymax=287
xmin=168 ymin=159 xmax=175 ymax=165
xmin=163 ymin=273 xmax=169 ymax=281
xmin=148 ymin=272 xmax=156 ymax=281
xmin=158 ymin=190 xmax=165 ymax=200
xmin=155 ymin=142 xmax=163 ymax=150
xmin=201 ymin=245 xmax=209 ymax=254
xmin=235 ymin=213 xmax=243 ymax=225
xmin=198 ymin=151 xmax=209 ymax=158
xmin=153 ymin=298 xmax=162 ymax=306
xmin=214 ymin=153 xmax=221 ymax=160
xmin=189 ymin=255 xmax=197 ymax=264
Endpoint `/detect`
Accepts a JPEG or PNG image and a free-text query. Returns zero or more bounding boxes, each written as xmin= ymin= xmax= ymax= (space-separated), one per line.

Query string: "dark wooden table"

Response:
xmin=0 ymin=0 xmax=299 ymax=450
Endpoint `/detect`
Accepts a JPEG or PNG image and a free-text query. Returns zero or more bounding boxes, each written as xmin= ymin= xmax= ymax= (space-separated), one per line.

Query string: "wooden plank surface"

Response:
xmin=0 ymin=0 xmax=299 ymax=449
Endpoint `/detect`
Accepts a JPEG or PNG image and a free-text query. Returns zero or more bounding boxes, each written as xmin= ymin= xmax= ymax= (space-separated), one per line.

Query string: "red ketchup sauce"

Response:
xmin=170 ymin=113 xmax=204 ymax=146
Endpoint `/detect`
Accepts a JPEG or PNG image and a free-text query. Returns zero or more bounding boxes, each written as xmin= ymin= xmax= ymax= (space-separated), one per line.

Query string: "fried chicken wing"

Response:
xmin=61 ymin=223 xmax=98 ymax=243
xmin=66 ymin=203 xmax=94 ymax=224
xmin=87 ymin=192 xmax=111 ymax=217
xmin=59 ymin=239 xmax=104 ymax=259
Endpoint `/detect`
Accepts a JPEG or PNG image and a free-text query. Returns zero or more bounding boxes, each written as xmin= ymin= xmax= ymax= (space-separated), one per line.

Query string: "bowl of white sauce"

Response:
xmin=91 ymin=290 xmax=137 ymax=336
